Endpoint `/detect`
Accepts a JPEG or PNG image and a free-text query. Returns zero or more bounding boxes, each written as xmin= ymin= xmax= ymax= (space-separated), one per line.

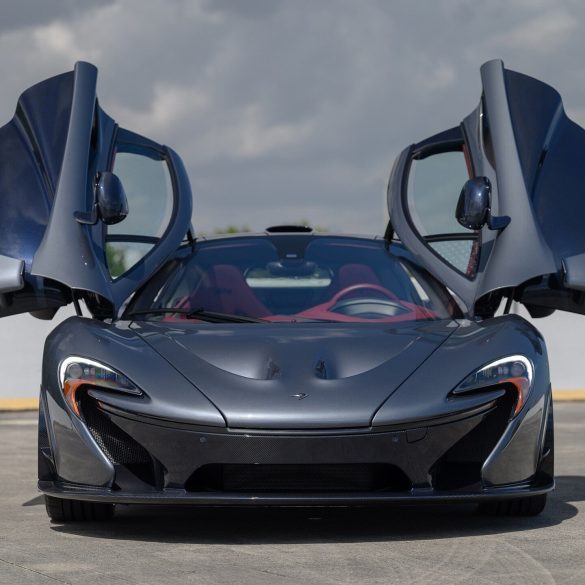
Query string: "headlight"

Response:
xmin=453 ymin=355 xmax=533 ymax=417
xmin=59 ymin=357 xmax=142 ymax=418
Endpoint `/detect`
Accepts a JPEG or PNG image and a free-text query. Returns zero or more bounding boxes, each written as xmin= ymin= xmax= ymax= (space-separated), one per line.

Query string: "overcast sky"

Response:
xmin=2 ymin=0 xmax=585 ymax=396
xmin=2 ymin=0 xmax=585 ymax=234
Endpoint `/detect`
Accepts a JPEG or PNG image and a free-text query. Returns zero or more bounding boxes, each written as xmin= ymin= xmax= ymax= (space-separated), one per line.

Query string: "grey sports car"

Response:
xmin=3 ymin=59 xmax=579 ymax=522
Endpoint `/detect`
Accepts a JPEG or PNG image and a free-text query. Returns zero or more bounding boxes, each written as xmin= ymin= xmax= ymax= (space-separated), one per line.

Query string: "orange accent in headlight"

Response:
xmin=62 ymin=378 xmax=86 ymax=417
xmin=502 ymin=376 xmax=531 ymax=416
xmin=62 ymin=376 xmax=114 ymax=417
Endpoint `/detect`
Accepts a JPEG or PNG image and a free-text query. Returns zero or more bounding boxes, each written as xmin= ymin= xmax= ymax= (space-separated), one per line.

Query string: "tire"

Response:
xmin=44 ymin=495 xmax=115 ymax=522
xmin=477 ymin=493 xmax=547 ymax=517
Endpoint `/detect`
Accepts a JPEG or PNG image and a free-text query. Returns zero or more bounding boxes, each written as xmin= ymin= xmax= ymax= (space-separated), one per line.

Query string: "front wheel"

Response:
xmin=44 ymin=495 xmax=115 ymax=522
xmin=477 ymin=493 xmax=547 ymax=517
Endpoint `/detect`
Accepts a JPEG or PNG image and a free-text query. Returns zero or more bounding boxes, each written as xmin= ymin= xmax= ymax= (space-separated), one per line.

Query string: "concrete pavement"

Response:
xmin=0 ymin=404 xmax=584 ymax=584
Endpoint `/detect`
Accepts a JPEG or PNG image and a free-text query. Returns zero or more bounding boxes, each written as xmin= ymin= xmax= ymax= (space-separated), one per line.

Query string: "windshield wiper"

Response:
xmin=125 ymin=307 xmax=267 ymax=324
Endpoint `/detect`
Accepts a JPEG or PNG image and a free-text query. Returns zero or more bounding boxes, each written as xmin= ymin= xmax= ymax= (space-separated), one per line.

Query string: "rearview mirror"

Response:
xmin=95 ymin=172 xmax=128 ymax=225
xmin=455 ymin=177 xmax=491 ymax=230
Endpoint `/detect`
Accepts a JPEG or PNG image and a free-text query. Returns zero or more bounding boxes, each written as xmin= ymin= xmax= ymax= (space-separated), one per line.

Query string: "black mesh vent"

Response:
xmin=79 ymin=394 xmax=157 ymax=486
xmin=186 ymin=463 xmax=412 ymax=493
xmin=431 ymin=391 xmax=516 ymax=491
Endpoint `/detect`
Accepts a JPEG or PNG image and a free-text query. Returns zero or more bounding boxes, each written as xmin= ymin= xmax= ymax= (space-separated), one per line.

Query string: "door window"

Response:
xmin=406 ymin=149 xmax=478 ymax=276
xmin=106 ymin=150 xmax=174 ymax=279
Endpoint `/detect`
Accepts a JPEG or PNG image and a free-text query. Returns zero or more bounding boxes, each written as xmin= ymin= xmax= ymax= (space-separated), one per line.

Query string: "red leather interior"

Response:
xmin=212 ymin=265 xmax=271 ymax=317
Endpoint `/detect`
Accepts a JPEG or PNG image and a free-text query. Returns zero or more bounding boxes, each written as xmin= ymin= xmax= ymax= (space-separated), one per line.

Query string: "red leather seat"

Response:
xmin=212 ymin=265 xmax=271 ymax=317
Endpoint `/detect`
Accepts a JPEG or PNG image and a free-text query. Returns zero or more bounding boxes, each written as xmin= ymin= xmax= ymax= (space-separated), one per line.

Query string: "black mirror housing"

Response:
xmin=95 ymin=172 xmax=128 ymax=225
xmin=456 ymin=177 xmax=491 ymax=230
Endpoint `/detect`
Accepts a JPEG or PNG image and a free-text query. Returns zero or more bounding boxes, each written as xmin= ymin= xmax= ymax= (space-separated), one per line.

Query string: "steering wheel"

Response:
xmin=325 ymin=283 xmax=409 ymax=319
xmin=329 ymin=283 xmax=400 ymax=304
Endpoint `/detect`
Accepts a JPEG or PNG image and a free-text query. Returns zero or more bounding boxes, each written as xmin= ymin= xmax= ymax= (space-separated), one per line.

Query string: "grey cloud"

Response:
xmin=0 ymin=0 xmax=584 ymax=235
xmin=2 ymin=0 xmax=585 ymax=398
xmin=0 ymin=0 xmax=115 ymax=34
xmin=202 ymin=0 xmax=285 ymax=19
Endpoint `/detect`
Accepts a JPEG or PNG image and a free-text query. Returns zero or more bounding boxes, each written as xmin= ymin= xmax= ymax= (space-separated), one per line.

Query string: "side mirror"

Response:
xmin=95 ymin=172 xmax=128 ymax=225
xmin=456 ymin=177 xmax=511 ymax=232
xmin=456 ymin=177 xmax=491 ymax=230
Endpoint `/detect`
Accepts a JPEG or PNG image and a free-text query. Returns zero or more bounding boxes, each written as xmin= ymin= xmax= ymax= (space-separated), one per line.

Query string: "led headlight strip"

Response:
xmin=453 ymin=355 xmax=534 ymax=417
xmin=59 ymin=356 xmax=142 ymax=418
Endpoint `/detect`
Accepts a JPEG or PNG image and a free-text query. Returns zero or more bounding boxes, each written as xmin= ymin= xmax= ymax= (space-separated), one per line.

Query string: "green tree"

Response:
xmin=291 ymin=219 xmax=329 ymax=233
xmin=212 ymin=224 xmax=252 ymax=234
xmin=105 ymin=243 xmax=127 ymax=279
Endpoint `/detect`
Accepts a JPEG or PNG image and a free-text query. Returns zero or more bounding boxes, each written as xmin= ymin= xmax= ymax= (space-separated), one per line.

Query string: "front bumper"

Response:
xmin=39 ymin=388 xmax=554 ymax=505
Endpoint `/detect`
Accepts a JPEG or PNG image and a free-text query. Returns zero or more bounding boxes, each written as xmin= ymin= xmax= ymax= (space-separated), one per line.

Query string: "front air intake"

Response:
xmin=431 ymin=391 xmax=516 ymax=491
xmin=79 ymin=394 xmax=158 ymax=487
xmin=186 ymin=463 xmax=412 ymax=493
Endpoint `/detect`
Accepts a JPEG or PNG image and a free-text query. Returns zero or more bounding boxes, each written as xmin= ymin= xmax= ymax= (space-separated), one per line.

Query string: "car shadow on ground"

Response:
xmin=43 ymin=475 xmax=584 ymax=544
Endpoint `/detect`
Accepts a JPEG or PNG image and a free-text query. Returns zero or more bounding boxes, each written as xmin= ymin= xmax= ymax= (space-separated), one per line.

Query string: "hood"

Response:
xmin=131 ymin=321 xmax=458 ymax=429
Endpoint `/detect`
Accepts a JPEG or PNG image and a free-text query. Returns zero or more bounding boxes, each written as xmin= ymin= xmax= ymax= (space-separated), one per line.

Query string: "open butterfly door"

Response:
xmin=0 ymin=62 xmax=192 ymax=319
xmin=388 ymin=59 xmax=585 ymax=317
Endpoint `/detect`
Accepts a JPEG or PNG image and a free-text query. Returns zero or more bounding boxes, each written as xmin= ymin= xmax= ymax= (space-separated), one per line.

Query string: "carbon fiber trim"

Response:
xmin=38 ymin=398 xmax=50 ymax=452
xmin=38 ymin=479 xmax=555 ymax=506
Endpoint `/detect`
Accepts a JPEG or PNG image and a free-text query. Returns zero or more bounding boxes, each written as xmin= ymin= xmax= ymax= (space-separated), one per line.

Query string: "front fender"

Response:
xmin=40 ymin=316 xmax=225 ymax=486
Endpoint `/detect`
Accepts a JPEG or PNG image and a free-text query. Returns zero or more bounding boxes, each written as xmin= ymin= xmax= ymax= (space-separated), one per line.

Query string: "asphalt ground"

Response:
xmin=0 ymin=404 xmax=584 ymax=585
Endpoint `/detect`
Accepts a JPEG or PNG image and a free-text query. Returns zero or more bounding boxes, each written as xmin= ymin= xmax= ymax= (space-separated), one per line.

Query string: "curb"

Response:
xmin=0 ymin=398 xmax=39 ymax=412
xmin=551 ymin=390 xmax=585 ymax=401
xmin=2 ymin=391 xmax=585 ymax=413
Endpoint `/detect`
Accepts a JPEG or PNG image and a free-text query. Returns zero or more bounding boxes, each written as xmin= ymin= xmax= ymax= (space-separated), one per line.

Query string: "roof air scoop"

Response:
xmin=265 ymin=225 xmax=313 ymax=233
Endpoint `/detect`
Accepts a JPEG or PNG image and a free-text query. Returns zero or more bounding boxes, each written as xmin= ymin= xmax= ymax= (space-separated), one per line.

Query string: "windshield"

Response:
xmin=127 ymin=236 xmax=459 ymax=323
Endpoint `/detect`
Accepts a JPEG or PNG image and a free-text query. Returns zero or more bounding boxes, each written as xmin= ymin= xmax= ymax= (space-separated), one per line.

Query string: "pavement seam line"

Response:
xmin=0 ymin=557 xmax=73 ymax=585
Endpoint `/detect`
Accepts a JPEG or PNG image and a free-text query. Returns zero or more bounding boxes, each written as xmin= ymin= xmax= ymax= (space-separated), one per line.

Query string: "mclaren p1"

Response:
xmin=2 ymin=60 xmax=579 ymax=521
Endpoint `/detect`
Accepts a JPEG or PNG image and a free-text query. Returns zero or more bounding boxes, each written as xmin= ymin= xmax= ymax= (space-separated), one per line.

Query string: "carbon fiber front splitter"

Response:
xmin=39 ymin=479 xmax=554 ymax=506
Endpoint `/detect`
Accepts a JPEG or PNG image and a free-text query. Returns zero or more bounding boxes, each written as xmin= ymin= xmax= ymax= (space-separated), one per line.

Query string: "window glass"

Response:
xmin=407 ymin=150 xmax=477 ymax=275
xmin=407 ymin=151 xmax=469 ymax=236
xmin=130 ymin=237 xmax=459 ymax=323
xmin=106 ymin=151 xmax=174 ymax=279
xmin=106 ymin=241 xmax=155 ymax=279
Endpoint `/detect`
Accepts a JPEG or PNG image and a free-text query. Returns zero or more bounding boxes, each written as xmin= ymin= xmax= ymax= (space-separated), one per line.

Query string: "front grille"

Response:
xmin=79 ymin=394 xmax=157 ymax=487
xmin=186 ymin=463 xmax=412 ymax=493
